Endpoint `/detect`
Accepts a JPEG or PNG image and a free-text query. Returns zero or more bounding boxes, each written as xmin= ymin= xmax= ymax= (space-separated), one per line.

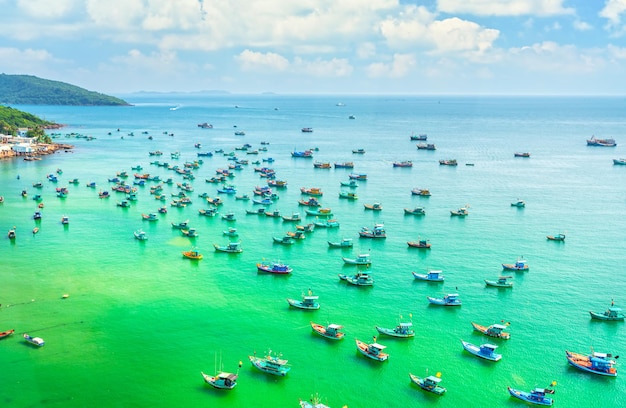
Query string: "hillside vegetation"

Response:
xmin=0 ymin=74 xmax=129 ymax=106
xmin=0 ymin=105 xmax=57 ymax=135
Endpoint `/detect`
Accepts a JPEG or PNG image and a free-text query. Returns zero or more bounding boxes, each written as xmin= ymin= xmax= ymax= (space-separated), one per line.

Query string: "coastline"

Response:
xmin=0 ymin=142 xmax=73 ymax=160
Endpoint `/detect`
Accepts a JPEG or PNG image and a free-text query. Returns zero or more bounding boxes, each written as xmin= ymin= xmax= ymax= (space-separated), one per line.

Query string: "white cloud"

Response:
xmin=293 ymin=57 xmax=353 ymax=77
xmin=236 ymin=50 xmax=290 ymax=72
xmin=366 ymin=53 xmax=416 ymax=78
xmin=510 ymin=41 xmax=601 ymax=73
xmin=0 ymin=47 xmax=55 ymax=63
xmin=429 ymin=18 xmax=500 ymax=54
xmin=607 ymin=44 xmax=626 ymax=59
xmin=17 ymin=0 xmax=79 ymax=19
xmin=573 ymin=20 xmax=593 ymax=31
xmin=438 ymin=0 xmax=575 ymax=16
xmin=357 ymin=43 xmax=377 ymax=59
xmin=600 ymin=0 xmax=626 ymax=26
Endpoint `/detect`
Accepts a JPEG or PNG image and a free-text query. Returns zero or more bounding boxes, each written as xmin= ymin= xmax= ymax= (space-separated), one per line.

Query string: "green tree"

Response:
xmin=26 ymin=126 xmax=52 ymax=144
xmin=0 ymin=120 xmax=17 ymax=135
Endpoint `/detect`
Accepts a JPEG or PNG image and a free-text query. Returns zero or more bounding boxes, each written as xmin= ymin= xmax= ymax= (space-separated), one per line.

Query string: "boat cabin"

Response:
xmin=397 ymin=322 xmax=413 ymax=334
xmin=479 ymin=344 xmax=498 ymax=356
xmin=427 ymin=270 xmax=443 ymax=279
xmin=302 ymin=296 xmax=319 ymax=307
xmin=368 ymin=343 xmax=386 ymax=355
xmin=424 ymin=376 xmax=442 ymax=388
xmin=487 ymin=324 xmax=507 ymax=336
xmin=326 ymin=324 xmax=343 ymax=335
xmin=606 ymin=307 xmax=623 ymax=317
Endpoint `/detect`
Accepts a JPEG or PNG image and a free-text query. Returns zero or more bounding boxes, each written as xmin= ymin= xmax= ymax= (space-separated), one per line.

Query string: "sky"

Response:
xmin=1 ymin=0 xmax=626 ymax=95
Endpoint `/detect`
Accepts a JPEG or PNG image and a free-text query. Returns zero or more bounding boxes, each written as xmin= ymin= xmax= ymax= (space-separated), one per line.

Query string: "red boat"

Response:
xmin=0 ymin=329 xmax=15 ymax=339
xmin=257 ymin=261 xmax=293 ymax=274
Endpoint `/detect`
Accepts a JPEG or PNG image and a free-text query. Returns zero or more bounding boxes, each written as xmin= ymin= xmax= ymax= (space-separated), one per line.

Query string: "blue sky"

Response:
xmin=2 ymin=0 xmax=626 ymax=95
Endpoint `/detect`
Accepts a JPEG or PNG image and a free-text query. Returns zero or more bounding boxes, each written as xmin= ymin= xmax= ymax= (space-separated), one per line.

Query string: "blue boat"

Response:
xmin=23 ymin=333 xmax=45 ymax=347
xmin=502 ymin=258 xmax=528 ymax=271
xmin=412 ymin=270 xmax=444 ymax=282
xmin=427 ymin=293 xmax=461 ymax=306
xmin=461 ymin=340 xmax=501 ymax=361
xmin=248 ymin=351 xmax=290 ymax=376
xmin=338 ymin=272 xmax=374 ymax=286
xmin=409 ymin=373 xmax=446 ymax=395
xmin=508 ymin=385 xmax=555 ymax=406
xmin=565 ymin=350 xmax=617 ymax=376
xmin=287 ymin=290 xmax=320 ymax=310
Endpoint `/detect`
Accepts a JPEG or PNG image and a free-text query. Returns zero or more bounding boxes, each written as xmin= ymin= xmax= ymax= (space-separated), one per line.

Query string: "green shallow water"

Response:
xmin=1 ymin=95 xmax=625 ymax=407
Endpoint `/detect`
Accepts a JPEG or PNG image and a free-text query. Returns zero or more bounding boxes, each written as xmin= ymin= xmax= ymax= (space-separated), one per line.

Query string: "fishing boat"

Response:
xmin=376 ymin=322 xmax=415 ymax=338
xmin=264 ymin=209 xmax=281 ymax=218
xmin=328 ymin=238 xmax=353 ymax=248
xmin=32 ymin=227 xmax=39 ymax=235
xmin=342 ymin=253 xmax=371 ymax=265
xmin=502 ymin=258 xmax=528 ymax=271
xmin=310 ymin=322 xmax=345 ymax=340
xmin=485 ymin=276 xmax=513 ymax=288
xmin=61 ymin=216 xmax=70 ymax=224
xmin=292 ymin=150 xmax=313 ymax=158
xmin=301 ymin=187 xmax=323 ymax=196
xmin=314 ymin=218 xmax=339 ymax=228
xmin=305 ymin=208 xmax=333 ymax=217
xmin=298 ymin=197 xmax=321 ymax=207
xmin=410 ymin=133 xmax=428 ymax=141
xmin=587 ymin=136 xmax=617 ymax=147
xmin=461 ymin=340 xmax=501 ymax=361
xmin=338 ymin=191 xmax=358 ymax=200
xmin=221 ymin=212 xmax=237 ymax=222
xmin=589 ymin=303 xmax=625 ymax=321
xmin=252 ymin=198 xmax=273 ymax=206
xmin=404 ymin=207 xmax=425 ymax=215
xmin=613 ymin=158 xmax=626 ymax=165
xmin=363 ymin=203 xmax=382 ymax=211
xmin=0 ymin=329 xmax=15 ymax=339
xmin=416 ymin=143 xmax=436 ymax=150
xmin=450 ymin=207 xmax=469 ymax=216
xmin=296 ymin=223 xmax=315 ymax=233
xmin=352 ymin=148 xmax=365 ymax=154
xmin=313 ymin=162 xmax=331 ymax=169
xmin=134 ymin=229 xmax=148 ymax=240
xmin=248 ymin=351 xmax=290 ymax=376
xmin=287 ymin=291 xmax=320 ymax=310
xmin=348 ymin=173 xmax=367 ymax=180
xmin=335 ymin=162 xmax=354 ymax=168
xmin=235 ymin=194 xmax=250 ymax=201
xmin=409 ymin=373 xmax=446 ymax=395
xmin=338 ymin=272 xmax=374 ymax=286
xmin=565 ymin=350 xmax=617 ymax=376
xmin=99 ymin=190 xmax=110 ymax=199
xmin=201 ymin=371 xmax=238 ymax=390
xmin=393 ymin=161 xmax=413 ymax=167
xmin=33 ymin=211 xmax=42 ymax=220
xmin=439 ymin=159 xmax=457 ymax=166
xmin=411 ymin=188 xmax=431 ymax=196
xmin=273 ymin=235 xmax=295 ymax=245
xmin=359 ymin=223 xmax=386 ymax=238
xmin=471 ymin=322 xmax=511 ymax=339
xmin=117 ymin=200 xmax=130 ymax=208
xmin=141 ymin=213 xmax=158 ymax=221
xmin=282 ymin=213 xmax=301 ymax=222
xmin=514 ymin=152 xmax=531 ymax=158
xmin=182 ymin=250 xmax=203 ymax=260
xmin=407 ymin=239 xmax=431 ymax=249
xmin=507 ymin=385 xmax=555 ymax=406
xmin=246 ymin=207 xmax=267 ymax=215
xmin=223 ymin=228 xmax=239 ymax=237
xmin=340 ymin=179 xmax=358 ymax=188
xmin=199 ymin=208 xmax=218 ymax=217
xmin=546 ymin=233 xmax=565 ymax=241
xmin=213 ymin=242 xmax=243 ymax=253
xmin=257 ymin=261 xmax=292 ymax=274
xmin=301 ymin=127 xmax=313 ymax=133
xmin=286 ymin=231 xmax=306 ymax=240
xmin=171 ymin=220 xmax=189 ymax=229
xmin=412 ymin=270 xmax=444 ymax=282
xmin=427 ymin=293 xmax=461 ymax=306
xmin=181 ymin=228 xmax=199 ymax=238
xmin=23 ymin=333 xmax=45 ymax=347
xmin=217 ymin=185 xmax=237 ymax=194
xmin=355 ymin=339 xmax=388 ymax=361
xmin=511 ymin=199 xmax=526 ymax=207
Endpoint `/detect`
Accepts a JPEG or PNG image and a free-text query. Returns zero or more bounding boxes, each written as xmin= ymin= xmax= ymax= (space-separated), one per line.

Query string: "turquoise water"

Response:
xmin=1 ymin=95 xmax=625 ymax=407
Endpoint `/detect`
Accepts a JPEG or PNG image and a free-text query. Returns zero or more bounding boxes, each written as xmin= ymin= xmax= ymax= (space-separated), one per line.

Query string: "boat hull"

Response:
xmin=507 ymin=387 xmax=552 ymax=406
xmin=355 ymin=339 xmax=388 ymax=361
xmin=589 ymin=311 xmax=625 ymax=321
xmin=461 ymin=340 xmax=501 ymax=361
xmin=201 ymin=372 xmax=237 ymax=389
xmin=287 ymin=299 xmax=320 ymax=310
xmin=409 ymin=374 xmax=446 ymax=395
xmin=375 ymin=326 xmax=414 ymax=338
xmin=310 ymin=322 xmax=344 ymax=340
xmin=565 ymin=351 xmax=617 ymax=376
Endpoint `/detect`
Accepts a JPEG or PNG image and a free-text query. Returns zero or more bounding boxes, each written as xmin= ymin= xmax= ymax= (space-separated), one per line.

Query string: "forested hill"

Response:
xmin=0 ymin=74 xmax=129 ymax=106
xmin=0 ymin=105 xmax=57 ymax=133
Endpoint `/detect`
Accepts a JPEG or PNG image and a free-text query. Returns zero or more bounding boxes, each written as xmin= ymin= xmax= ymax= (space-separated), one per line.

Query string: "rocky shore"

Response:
xmin=0 ymin=142 xmax=74 ymax=160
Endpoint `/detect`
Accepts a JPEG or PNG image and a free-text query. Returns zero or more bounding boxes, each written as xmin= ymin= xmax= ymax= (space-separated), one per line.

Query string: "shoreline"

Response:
xmin=0 ymin=142 xmax=74 ymax=161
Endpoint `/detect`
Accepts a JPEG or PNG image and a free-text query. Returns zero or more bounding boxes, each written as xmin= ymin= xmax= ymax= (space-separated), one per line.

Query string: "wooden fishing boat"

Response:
xmin=348 ymin=173 xmax=367 ymax=180
xmin=439 ymin=159 xmax=457 ymax=166
xmin=404 ymin=207 xmax=425 ymax=215
xmin=314 ymin=218 xmax=339 ymax=228
xmin=471 ymin=322 xmax=511 ymax=339
xmin=507 ymin=386 xmax=554 ymax=406
xmin=359 ymin=223 xmax=386 ymax=238
xmin=301 ymin=187 xmax=323 ymax=196
xmin=546 ymin=233 xmax=565 ymax=241
xmin=264 ymin=209 xmax=281 ymax=218
xmin=363 ymin=203 xmax=382 ymax=211
xmin=566 ymin=350 xmax=618 ymax=376
xmin=32 ymin=227 xmax=39 ymax=235
xmin=461 ymin=340 xmax=501 ymax=361
xmin=409 ymin=373 xmax=446 ymax=395
xmin=298 ymin=197 xmax=321 ymax=207
xmin=23 ymin=333 xmax=45 ymax=347
xmin=313 ymin=162 xmax=331 ymax=169
xmin=249 ymin=351 xmax=290 ymax=376
xmin=427 ymin=293 xmax=461 ymax=306
xmin=141 ymin=213 xmax=158 ymax=221
xmin=295 ymin=223 xmax=315 ymax=232
xmin=310 ymin=322 xmax=344 ymax=340
xmin=355 ymin=339 xmax=388 ymax=361
xmin=134 ymin=229 xmax=148 ymax=241
xmin=338 ymin=191 xmax=358 ymax=200
xmin=181 ymin=228 xmax=199 ymax=238
xmin=410 ymin=133 xmax=428 ymax=141
xmin=328 ymin=238 xmax=353 ymax=248
xmin=213 ymin=242 xmax=243 ymax=253
xmin=171 ymin=220 xmax=189 ymax=229
xmin=287 ymin=291 xmax=320 ymax=310
xmin=589 ymin=304 xmax=625 ymax=321
xmin=502 ymin=258 xmax=528 ymax=271
xmin=514 ymin=152 xmax=531 ymax=158
xmin=511 ymin=199 xmax=526 ymax=207
xmin=412 ymin=270 xmax=444 ymax=282
xmin=334 ymin=162 xmax=354 ymax=168
xmin=246 ymin=208 xmax=267 ymax=215
xmin=199 ymin=208 xmax=217 ymax=217
xmin=338 ymin=273 xmax=374 ymax=286
xmin=340 ymin=180 xmax=358 ymax=188
xmin=282 ymin=213 xmax=301 ymax=222
xmin=286 ymin=231 xmax=306 ymax=240
xmin=342 ymin=253 xmax=371 ymax=265
xmin=201 ymin=371 xmax=238 ymax=390
xmin=485 ymin=276 xmax=513 ymax=288
xmin=0 ymin=329 xmax=15 ymax=339
xmin=352 ymin=148 xmax=365 ymax=154
xmin=221 ymin=212 xmax=237 ymax=222
xmin=450 ymin=207 xmax=468 ymax=216
xmin=407 ymin=239 xmax=431 ymax=249
xmin=305 ymin=208 xmax=333 ymax=217
xmin=376 ymin=322 xmax=415 ymax=338
xmin=393 ymin=161 xmax=413 ymax=167
xmin=182 ymin=250 xmax=203 ymax=260
xmin=411 ymin=188 xmax=431 ymax=196
xmin=223 ymin=228 xmax=239 ymax=237
xmin=587 ymin=136 xmax=616 ymax=147
xmin=235 ymin=194 xmax=250 ymax=201
xmin=257 ymin=261 xmax=292 ymax=274
xmin=273 ymin=236 xmax=295 ymax=245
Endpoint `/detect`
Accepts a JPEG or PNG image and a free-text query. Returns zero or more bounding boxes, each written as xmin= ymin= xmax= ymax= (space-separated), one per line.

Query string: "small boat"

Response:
xmin=338 ymin=272 xmax=374 ymax=286
xmin=0 ymin=329 xmax=15 ymax=339
xmin=411 ymin=188 xmax=431 ymax=196
xmin=590 ymin=303 xmax=625 ymax=321
xmin=134 ymin=229 xmax=148 ymax=240
xmin=461 ymin=340 xmax=501 ymax=361
xmin=235 ymin=194 xmax=250 ymax=201
xmin=310 ymin=322 xmax=344 ymax=340
xmin=587 ymin=136 xmax=617 ymax=147
xmin=393 ymin=161 xmax=413 ymax=167
xmin=61 ymin=216 xmax=70 ymax=225
xmin=407 ymin=239 xmax=431 ymax=249
xmin=507 ymin=386 xmax=554 ymax=406
xmin=141 ymin=213 xmax=158 ymax=221
xmin=313 ymin=162 xmax=331 ymax=169
xmin=427 ymin=293 xmax=461 ymax=306
xmin=273 ymin=236 xmax=295 ymax=245
xmin=502 ymin=258 xmax=528 ymax=271
xmin=546 ymin=233 xmax=565 ymax=241
xmin=348 ymin=173 xmax=367 ymax=180
xmin=511 ymin=199 xmax=526 ymax=207
xmin=363 ymin=203 xmax=382 ymax=211
xmin=257 ymin=261 xmax=292 ymax=274
xmin=221 ymin=212 xmax=237 ymax=222
xmin=376 ymin=322 xmax=415 ymax=338
xmin=334 ymin=162 xmax=354 ymax=168
xmin=287 ymin=290 xmax=320 ymax=310
xmin=223 ymin=228 xmax=239 ymax=237
xmin=99 ymin=191 xmax=110 ymax=199
xmin=342 ymin=253 xmax=371 ymax=265
xmin=340 ymin=180 xmax=358 ymax=188
xmin=359 ymin=223 xmax=386 ymax=238
xmin=485 ymin=276 xmax=513 ymax=288
xmin=514 ymin=152 xmax=531 ymax=158
xmin=410 ymin=133 xmax=428 ymax=141
xmin=264 ymin=209 xmax=281 ymax=218
xmin=471 ymin=322 xmax=511 ymax=339
xmin=314 ymin=218 xmax=339 ymax=228
xmin=181 ymin=228 xmax=199 ymax=238
xmin=305 ymin=208 xmax=333 ymax=217
xmin=286 ymin=231 xmax=306 ymax=240
xmin=338 ymin=191 xmax=358 ymax=200
xmin=439 ymin=159 xmax=457 ymax=166
xmin=248 ymin=351 xmax=290 ymax=376
xmin=613 ymin=158 xmax=626 ymax=165
xmin=291 ymin=150 xmax=313 ymax=158
xmin=171 ymin=220 xmax=189 ymax=229
xmin=355 ymin=339 xmax=388 ymax=361
xmin=199 ymin=208 xmax=217 ymax=217
xmin=23 ymin=333 xmax=45 ymax=347
xmin=328 ymin=238 xmax=353 ymax=248
xmin=565 ymin=350 xmax=617 ymax=376
xmin=32 ymin=227 xmax=39 ymax=235
xmin=301 ymin=187 xmax=323 ymax=196
xmin=33 ymin=211 xmax=42 ymax=220
xmin=217 ymin=185 xmax=237 ymax=194
xmin=182 ymin=250 xmax=203 ymax=260
xmin=409 ymin=373 xmax=446 ymax=395
xmin=298 ymin=197 xmax=321 ymax=207
xmin=86 ymin=181 xmax=97 ymax=188
xmin=301 ymin=127 xmax=313 ymax=133
xmin=450 ymin=207 xmax=469 ymax=216
xmin=252 ymin=198 xmax=273 ymax=206
xmin=282 ymin=213 xmax=301 ymax=222
xmin=246 ymin=208 xmax=267 ymax=215
xmin=201 ymin=371 xmax=238 ymax=390
xmin=117 ymin=200 xmax=131 ymax=208
xmin=412 ymin=270 xmax=444 ymax=282
xmin=214 ymin=242 xmax=243 ymax=253
xmin=352 ymin=148 xmax=365 ymax=154
xmin=295 ymin=223 xmax=315 ymax=233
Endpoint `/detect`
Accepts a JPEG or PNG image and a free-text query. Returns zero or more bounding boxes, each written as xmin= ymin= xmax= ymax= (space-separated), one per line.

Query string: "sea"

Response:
xmin=1 ymin=94 xmax=625 ymax=408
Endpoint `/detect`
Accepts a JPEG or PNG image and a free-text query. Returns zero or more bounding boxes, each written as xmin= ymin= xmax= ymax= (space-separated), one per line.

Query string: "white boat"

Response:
xmin=201 ymin=371 xmax=238 ymax=389
xmin=342 ymin=253 xmax=371 ymax=265
xmin=23 ymin=333 xmax=45 ymax=347
xmin=461 ymin=340 xmax=501 ymax=361
xmin=412 ymin=270 xmax=444 ymax=282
